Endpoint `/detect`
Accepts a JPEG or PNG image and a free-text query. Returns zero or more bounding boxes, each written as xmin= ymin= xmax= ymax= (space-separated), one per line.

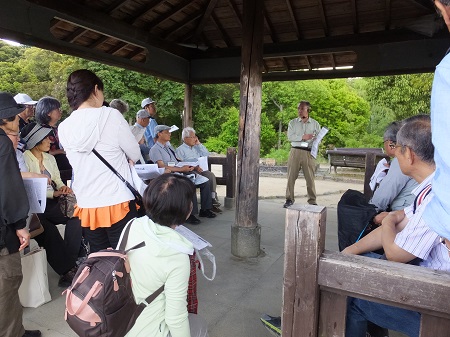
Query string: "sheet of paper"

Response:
xmin=23 ymin=178 xmax=47 ymax=213
xmin=197 ymin=156 xmax=209 ymax=171
xmin=169 ymin=125 xmax=179 ymax=133
xmin=129 ymin=165 xmax=148 ymax=195
xmin=134 ymin=164 xmax=164 ymax=180
xmin=175 ymin=225 xmax=212 ymax=250
xmin=310 ymin=126 xmax=329 ymax=159
xmin=176 ymin=161 xmax=198 ymax=168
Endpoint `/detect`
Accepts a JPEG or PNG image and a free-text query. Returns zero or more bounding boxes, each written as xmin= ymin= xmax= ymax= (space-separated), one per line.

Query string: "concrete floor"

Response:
xmin=22 ymin=175 xmax=404 ymax=336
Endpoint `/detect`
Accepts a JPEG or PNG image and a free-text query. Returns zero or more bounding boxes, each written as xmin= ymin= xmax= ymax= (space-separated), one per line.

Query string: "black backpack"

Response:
xmin=64 ymin=220 xmax=164 ymax=337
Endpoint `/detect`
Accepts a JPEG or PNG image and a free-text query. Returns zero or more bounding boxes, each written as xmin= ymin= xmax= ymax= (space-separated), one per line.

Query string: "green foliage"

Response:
xmin=363 ymin=74 xmax=433 ymax=120
xmin=264 ymin=148 xmax=290 ymax=165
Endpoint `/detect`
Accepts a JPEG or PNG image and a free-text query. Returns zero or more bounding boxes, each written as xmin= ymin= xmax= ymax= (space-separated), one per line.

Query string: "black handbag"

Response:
xmin=92 ymin=149 xmax=146 ymax=217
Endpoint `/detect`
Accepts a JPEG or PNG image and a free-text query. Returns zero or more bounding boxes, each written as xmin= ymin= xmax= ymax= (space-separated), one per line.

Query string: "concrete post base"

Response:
xmin=231 ymin=225 xmax=261 ymax=257
xmin=224 ymin=197 xmax=235 ymax=209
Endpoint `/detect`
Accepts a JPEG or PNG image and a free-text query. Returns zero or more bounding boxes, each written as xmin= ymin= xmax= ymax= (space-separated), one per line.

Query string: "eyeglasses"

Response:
xmin=384 ymin=140 xmax=396 ymax=149
xmin=440 ymin=237 xmax=450 ymax=254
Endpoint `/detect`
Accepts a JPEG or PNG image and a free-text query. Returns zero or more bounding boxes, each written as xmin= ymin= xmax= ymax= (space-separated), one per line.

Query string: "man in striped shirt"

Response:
xmin=343 ymin=115 xmax=450 ymax=337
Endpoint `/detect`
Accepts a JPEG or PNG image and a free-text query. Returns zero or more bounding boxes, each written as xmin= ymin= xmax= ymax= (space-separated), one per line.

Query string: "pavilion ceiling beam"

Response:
xmin=350 ymin=0 xmax=359 ymax=33
xmin=330 ymin=53 xmax=336 ymax=69
xmin=211 ymin=12 xmax=233 ymax=47
xmin=263 ymin=5 xmax=290 ymax=72
xmin=305 ymin=55 xmax=312 ymax=70
xmin=227 ymin=0 xmax=242 ymax=26
xmin=105 ymin=0 xmax=131 ymax=14
xmin=317 ymin=0 xmax=329 ymax=36
xmin=409 ymin=0 xmax=436 ymax=11
xmin=285 ymin=0 xmax=301 ymax=39
xmin=193 ymin=0 xmax=221 ymax=42
xmin=126 ymin=0 xmax=161 ymax=25
xmin=162 ymin=13 xmax=203 ymax=39
xmin=147 ymin=1 xmax=193 ymax=32
xmin=385 ymin=0 xmax=392 ymax=30
xmin=126 ymin=47 xmax=144 ymax=60
xmin=88 ymin=35 xmax=110 ymax=49
xmin=108 ymin=41 xmax=128 ymax=55
xmin=63 ymin=27 xmax=87 ymax=43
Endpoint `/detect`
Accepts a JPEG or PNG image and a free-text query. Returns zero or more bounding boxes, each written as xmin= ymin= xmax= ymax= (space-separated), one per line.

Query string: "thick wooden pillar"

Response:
xmin=183 ymin=83 xmax=193 ymax=128
xmin=231 ymin=0 xmax=263 ymax=258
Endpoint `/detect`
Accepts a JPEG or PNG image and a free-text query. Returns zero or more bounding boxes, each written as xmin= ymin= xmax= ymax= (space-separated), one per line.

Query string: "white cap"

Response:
xmin=14 ymin=93 xmax=37 ymax=105
xmin=141 ymin=97 xmax=155 ymax=108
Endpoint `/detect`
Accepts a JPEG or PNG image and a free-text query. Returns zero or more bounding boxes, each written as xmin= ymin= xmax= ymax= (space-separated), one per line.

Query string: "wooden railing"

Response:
xmin=208 ymin=147 xmax=236 ymax=209
xmin=282 ymin=205 xmax=450 ymax=337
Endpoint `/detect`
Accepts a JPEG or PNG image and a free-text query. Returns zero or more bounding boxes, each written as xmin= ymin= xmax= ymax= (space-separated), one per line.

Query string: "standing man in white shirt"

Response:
xmin=284 ymin=101 xmax=321 ymax=208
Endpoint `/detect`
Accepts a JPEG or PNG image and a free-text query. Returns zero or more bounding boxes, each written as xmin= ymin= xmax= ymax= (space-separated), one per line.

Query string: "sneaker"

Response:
xmin=283 ymin=199 xmax=293 ymax=208
xmin=199 ymin=209 xmax=217 ymax=218
xmin=186 ymin=214 xmax=201 ymax=225
xmin=260 ymin=314 xmax=281 ymax=336
xmin=211 ymin=205 xmax=222 ymax=213
xmin=213 ymin=198 xmax=221 ymax=207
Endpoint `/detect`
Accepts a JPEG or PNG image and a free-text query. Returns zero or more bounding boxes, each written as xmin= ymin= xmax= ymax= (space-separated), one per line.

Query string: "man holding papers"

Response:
xmin=149 ymin=125 xmax=217 ymax=224
xmin=176 ymin=127 xmax=221 ymax=213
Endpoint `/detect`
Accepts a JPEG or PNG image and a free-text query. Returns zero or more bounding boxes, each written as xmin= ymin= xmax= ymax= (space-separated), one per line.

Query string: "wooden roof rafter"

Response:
xmin=316 ymin=0 xmax=329 ymax=37
xmin=263 ymin=4 xmax=289 ymax=72
xmin=350 ymin=0 xmax=359 ymax=34
xmin=105 ymin=0 xmax=132 ymax=14
xmin=193 ymin=0 xmax=221 ymax=43
xmin=62 ymin=27 xmax=87 ymax=43
xmin=126 ymin=0 xmax=161 ymax=26
xmin=162 ymin=12 xmax=203 ymax=40
xmin=285 ymin=0 xmax=301 ymax=39
xmin=146 ymin=1 xmax=193 ymax=33
xmin=227 ymin=0 xmax=242 ymax=26
xmin=210 ymin=12 xmax=233 ymax=47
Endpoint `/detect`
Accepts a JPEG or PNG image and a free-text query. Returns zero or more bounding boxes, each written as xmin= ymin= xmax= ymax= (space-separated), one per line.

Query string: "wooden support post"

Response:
xmin=224 ymin=147 xmax=236 ymax=209
xmin=282 ymin=205 xmax=327 ymax=337
xmin=318 ymin=291 xmax=347 ymax=337
xmin=231 ymin=0 xmax=264 ymax=257
xmin=183 ymin=83 xmax=193 ymax=128
xmin=363 ymin=152 xmax=376 ymax=200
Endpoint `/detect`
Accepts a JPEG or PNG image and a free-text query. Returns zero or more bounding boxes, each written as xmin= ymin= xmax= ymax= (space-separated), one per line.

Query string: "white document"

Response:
xmin=134 ymin=164 xmax=165 ymax=180
xmin=129 ymin=165 xmax=148 ymax=195
xmin=169 ymin=125 xmax=179 ymax=133
xmin=175 ymin=225 xmax=212 ymax=250
xmin=369 ymin=158 xmax=389 ymax=191
xmin=176 ymin=161 xmax=198 ymax=167
xmin=197 ymin=156 xmax=209 ymax=171
xmin=23 ymin=178 xmax=47 ymax=213
xmin=311 ymin=126 xmax=329 ymax=159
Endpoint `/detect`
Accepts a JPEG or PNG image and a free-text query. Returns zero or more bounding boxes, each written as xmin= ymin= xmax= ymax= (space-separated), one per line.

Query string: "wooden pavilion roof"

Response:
xmin=1 ymin=0 xmax=449 ymax=83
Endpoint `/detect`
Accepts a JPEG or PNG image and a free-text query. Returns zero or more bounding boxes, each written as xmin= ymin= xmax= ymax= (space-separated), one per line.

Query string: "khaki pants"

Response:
xmin=285 ymin=148 xmax=317 ymax=204
xmin=0 ymin=249 xmax=25 ymax=337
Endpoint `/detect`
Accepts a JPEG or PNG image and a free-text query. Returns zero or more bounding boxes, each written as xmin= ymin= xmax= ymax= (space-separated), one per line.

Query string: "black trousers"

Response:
xmin=83 ymin=201 xmax=139 ymax=253
xmin=34 ymin=216 xmax=77 ymax=275
xmin=192 ymin=180 xmax=212 ymax=214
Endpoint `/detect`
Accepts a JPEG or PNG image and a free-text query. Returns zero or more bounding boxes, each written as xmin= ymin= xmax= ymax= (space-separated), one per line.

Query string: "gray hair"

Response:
xmin=35 ymin=96 xmax=61 ymax=125
xmin=438 ymin=0 xmax=450 ymax=6
xmin=109 ymin=99 xmax=129 ymax=114
xmin=182 ymin=126 xmax=196 ymax=139
xmin=396 ymin=114 xmax=434 ymax=165
xmin=383 ymin=121 xmax=402 ymax=142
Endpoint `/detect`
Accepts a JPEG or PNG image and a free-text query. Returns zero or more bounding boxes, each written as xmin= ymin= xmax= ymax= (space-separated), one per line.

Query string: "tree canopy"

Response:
xmin=0 ymin=41 xmax=433 ymax=160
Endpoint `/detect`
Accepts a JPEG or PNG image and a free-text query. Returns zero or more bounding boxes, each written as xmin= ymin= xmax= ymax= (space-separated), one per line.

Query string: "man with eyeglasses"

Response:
xmin=423 ymin=0 xmax=450 ymax=251
xmin=343 ymin=115 xmax=449 ymax=337
xmin=13 ymin=93 xmax=37 ymax=131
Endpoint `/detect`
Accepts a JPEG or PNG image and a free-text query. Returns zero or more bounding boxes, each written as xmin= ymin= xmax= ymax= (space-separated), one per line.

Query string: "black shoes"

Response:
xmin=283 ymin=199 xmax=293 ymax=208
xmin=23 ymin=330 xmax=41 ymax=337
xmin=211 ymin=205 xmax=222 ymax=213
xmin=199 ymin=209 xmax=217 ymax=218
xmin=186 ymin=214 xmax=201 ymax=225
xmin=58 ymin=265 xmax=78 ymax=288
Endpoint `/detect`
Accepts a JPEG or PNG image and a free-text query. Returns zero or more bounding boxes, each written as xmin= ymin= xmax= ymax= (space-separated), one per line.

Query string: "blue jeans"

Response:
xmin=345 ymin=252 xmax=421 ymax=337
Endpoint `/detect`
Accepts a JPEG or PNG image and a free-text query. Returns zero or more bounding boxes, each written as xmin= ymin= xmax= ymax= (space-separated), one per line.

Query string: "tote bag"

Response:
xmin=18 ymin=247 xmax=52 ymax=308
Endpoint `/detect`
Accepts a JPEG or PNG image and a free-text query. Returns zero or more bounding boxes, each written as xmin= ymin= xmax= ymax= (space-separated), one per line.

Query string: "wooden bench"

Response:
xmin=326 ymin=148 xmax=389 ymax=199
xmin=326 ymin=148 xmax=387 ymax=173
xmin=207 ymin=147 xmax=236 ymax=209
xmin=281 ymin=205 xmax=450 ymax=337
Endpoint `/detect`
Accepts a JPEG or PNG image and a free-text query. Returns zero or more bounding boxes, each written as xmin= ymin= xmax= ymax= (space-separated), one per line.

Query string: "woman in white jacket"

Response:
xmin=123 ymin=174 xmax=208 ymax=337
xmin=59 ymin=69 xmax=141 ymax=253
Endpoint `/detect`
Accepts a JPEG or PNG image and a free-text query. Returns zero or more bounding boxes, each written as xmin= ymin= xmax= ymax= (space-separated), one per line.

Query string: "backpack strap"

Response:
xmin=140 ymin=284 xmax=165 ymax=308
xmin=118 ymin=219 xmax=146 ymax=252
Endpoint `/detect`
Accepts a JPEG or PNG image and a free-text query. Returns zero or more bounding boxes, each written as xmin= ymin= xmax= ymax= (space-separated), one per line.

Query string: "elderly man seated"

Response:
xmin=176 ymin=127 xmax=221 ymax=213
xmin=130 ymin=109 xmax=152 ymax=163
xmin=343 ymin=115 xmax=449 ymax=337
xmin=149 ymin=125 xmax=217 ymax=224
